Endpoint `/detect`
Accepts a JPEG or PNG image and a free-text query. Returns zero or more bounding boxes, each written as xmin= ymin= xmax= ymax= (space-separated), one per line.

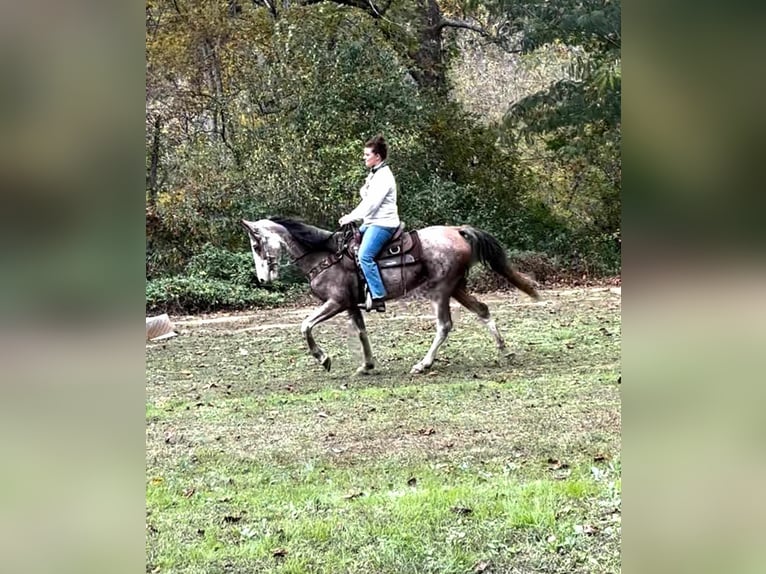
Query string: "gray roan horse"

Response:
xmin=241 ymin=217 xmax=539 ymax=375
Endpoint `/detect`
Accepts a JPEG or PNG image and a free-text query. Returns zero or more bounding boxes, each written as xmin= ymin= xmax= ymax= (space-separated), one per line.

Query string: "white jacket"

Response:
xmin=346 ymin=163 xmax=400 ymax=228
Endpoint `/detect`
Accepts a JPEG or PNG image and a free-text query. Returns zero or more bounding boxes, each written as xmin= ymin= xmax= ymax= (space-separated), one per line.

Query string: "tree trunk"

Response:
xmin=409 ymin=0 xmax=446 ymax=90
xmin=147 ymin=115 xmax=162 ymax=209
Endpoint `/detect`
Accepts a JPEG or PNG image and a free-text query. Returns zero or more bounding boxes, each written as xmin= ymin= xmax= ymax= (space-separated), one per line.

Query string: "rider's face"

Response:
xmin=363 ymin=147 xmax=381 ymax=169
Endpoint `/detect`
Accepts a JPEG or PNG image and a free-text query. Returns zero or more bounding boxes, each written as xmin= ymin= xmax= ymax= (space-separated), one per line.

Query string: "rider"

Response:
xmin=338 ymin=134 xmax=400 ymax=312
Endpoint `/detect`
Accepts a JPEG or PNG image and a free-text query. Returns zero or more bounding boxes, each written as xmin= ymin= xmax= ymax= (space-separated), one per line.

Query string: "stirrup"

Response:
xmin=366 ymin=292 xmax=385 ymax=313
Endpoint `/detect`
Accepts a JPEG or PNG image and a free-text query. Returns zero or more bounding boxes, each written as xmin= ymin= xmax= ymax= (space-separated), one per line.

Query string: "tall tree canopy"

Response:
xmin=146 ymin=0 xmax=620 ymax=278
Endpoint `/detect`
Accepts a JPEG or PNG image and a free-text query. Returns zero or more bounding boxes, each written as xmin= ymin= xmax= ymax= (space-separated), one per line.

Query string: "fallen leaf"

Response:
xmin=222 ymin=515 xmax=243 ymax=524
xmin=182 ymin=487 xmax=195 ymax=498
xmin=342 ymin=491 xmax=364 ymax=500
xmin=473 ymin=560 xmax=491 ymax=572
xmin=547 ymin=458 xmax=569 ymax=470
xmin=574 ymin=523 xmax=598 ymax=535
xmin=451 ymin=506 xmax=473 ymax=515
xmin=272 ymin=548 xmax=288 ymax=558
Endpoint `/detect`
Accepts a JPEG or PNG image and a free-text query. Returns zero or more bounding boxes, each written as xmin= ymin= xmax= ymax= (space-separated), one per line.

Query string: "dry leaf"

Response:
xmin=222 ymin=515 xmax=243 ymax=524
xmin=574 ymin=524 xmax=598 ymax=535
xmin=451 ymin=506 xmax=473 ymax=515
xmin=473 ymin=560 xmax=491 ymax=573
xmin=272 ymin=548 xmax=288 ymax=558
xmin=342 ymin=491 xmax=364 ymax=500
xmin=547 ymin=458 xmax=569 ymax=470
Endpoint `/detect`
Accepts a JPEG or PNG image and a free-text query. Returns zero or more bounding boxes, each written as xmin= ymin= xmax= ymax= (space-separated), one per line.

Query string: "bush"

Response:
xmin=185 ymin=243 xmax=256 ymax=284
xmin=146 ymin=242 xmax=313 ymax=314
xmin=146 ymin=276 xmax=287 ymax=314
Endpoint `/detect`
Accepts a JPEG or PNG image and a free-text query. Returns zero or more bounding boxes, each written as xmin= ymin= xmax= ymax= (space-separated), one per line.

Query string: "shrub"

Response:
xmin=145 ymin=276 xmax=287 ymax=314
xmin=185 ymin=243 xmax=256 ymax=284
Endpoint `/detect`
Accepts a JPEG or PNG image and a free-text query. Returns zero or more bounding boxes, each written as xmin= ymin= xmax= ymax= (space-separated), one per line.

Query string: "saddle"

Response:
xmin=339 ymin=223 xmax=423 ymax=305
xmin=341 ymin=223 xmax=422 ymax=268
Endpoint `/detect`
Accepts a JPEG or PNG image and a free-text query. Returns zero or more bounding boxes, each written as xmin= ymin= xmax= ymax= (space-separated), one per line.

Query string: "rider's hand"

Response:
xmin=338 ymin=215 xmax=353 ymax=226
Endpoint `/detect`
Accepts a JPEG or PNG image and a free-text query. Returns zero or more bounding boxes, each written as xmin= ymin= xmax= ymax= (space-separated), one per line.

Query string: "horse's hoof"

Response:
xmin=410 ymin=363 xmax=429 ymax=375
xmin=320 ymin=356 xmax=332 ymax=371
xmin=355 ymin=365 xmax=374 ymax=376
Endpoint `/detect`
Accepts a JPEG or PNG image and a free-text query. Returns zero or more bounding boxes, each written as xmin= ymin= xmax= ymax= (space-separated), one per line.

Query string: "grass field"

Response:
xmin=146 ymin=287 xmax=621 ymax=573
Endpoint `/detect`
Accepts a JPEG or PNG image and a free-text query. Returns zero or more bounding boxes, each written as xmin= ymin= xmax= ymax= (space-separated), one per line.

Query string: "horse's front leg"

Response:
xmin=348 ymin=308 xmax=375 ymax=375
xmin=411 ymin=297 xmax=453 ymax=374
xmin=301 ymin=300 xmax=345 ymax=371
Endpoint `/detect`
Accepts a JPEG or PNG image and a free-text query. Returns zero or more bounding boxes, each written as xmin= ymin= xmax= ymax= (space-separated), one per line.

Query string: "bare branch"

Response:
xmin=432 ymin=18 xmax=524 ymax=54
xmin=302 ymin=0 xmax=386 ymax=18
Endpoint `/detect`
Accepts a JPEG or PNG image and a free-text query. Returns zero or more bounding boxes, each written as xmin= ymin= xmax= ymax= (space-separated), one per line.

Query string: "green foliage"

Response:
xmin=146 ymin=244 xmax=306 ymax=313
xmin=146 ymin=0 xmax=621 ymax=297
xmin=185 ymin=243 xmax=256 ymax=284
xmin=146 ymin=276 xmax=285 ymax=314
xmin=491 ymin=1 xmax=621 ymax=264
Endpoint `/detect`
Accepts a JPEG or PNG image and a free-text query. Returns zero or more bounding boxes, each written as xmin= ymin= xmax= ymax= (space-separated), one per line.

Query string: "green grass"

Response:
xmin=147 ymin=287 xmax=621 ymax=573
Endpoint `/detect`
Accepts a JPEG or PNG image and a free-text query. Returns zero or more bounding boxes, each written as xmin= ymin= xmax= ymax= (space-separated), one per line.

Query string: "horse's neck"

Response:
xmin=275 ymin=229 xmax=330 ymax=272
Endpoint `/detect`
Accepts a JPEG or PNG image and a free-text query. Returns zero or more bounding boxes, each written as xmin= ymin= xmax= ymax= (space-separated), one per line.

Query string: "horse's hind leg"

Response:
xmin=452 ymin=287 xmax=513 ymax=360
xmin=411 ymin=296 xmax=453 ymax=374
xmin=347 ymin=308 xmax=375 ymax=375
xmin=301 ymin=300 xmax=344 ymax=371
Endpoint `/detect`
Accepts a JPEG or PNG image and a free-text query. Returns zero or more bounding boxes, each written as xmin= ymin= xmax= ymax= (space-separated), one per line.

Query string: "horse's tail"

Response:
xmin=459 ymin=227 xmax=540 ymax=301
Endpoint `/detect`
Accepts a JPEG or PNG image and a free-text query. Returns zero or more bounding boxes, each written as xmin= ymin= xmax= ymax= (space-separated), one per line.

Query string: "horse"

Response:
xmin=240 ymin=217 xmax=540 ymax=375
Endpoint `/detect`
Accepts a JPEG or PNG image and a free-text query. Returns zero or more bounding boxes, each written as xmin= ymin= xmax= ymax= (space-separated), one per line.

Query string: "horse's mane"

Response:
xmin=270 ymin=217 xmax=337 ymax=252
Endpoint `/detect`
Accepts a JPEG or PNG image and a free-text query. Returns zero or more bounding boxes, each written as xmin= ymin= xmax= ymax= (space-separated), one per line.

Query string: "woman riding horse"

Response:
xmin=241 ymin=216 xmax=540 ymax=375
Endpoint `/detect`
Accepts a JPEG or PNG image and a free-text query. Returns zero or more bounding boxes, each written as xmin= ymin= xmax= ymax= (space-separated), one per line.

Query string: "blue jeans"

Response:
xmin=358 ymin=224 xmax=397 ymax=299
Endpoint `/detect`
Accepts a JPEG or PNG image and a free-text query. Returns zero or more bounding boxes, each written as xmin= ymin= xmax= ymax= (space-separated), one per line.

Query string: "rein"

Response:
xmin=286 ymin=225 xmax=356 ymax=283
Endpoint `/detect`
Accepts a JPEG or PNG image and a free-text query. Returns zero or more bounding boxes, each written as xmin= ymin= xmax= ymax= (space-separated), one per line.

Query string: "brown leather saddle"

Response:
xmin=377 ymin=224 xmax=421 ymax=268
xmin=342 ymin=223 xmax=422 ymax=268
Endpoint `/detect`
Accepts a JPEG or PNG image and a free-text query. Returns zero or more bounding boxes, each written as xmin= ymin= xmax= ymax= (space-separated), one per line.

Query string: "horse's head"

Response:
xmin=241 ymin=219 xmax=282 ymax=283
